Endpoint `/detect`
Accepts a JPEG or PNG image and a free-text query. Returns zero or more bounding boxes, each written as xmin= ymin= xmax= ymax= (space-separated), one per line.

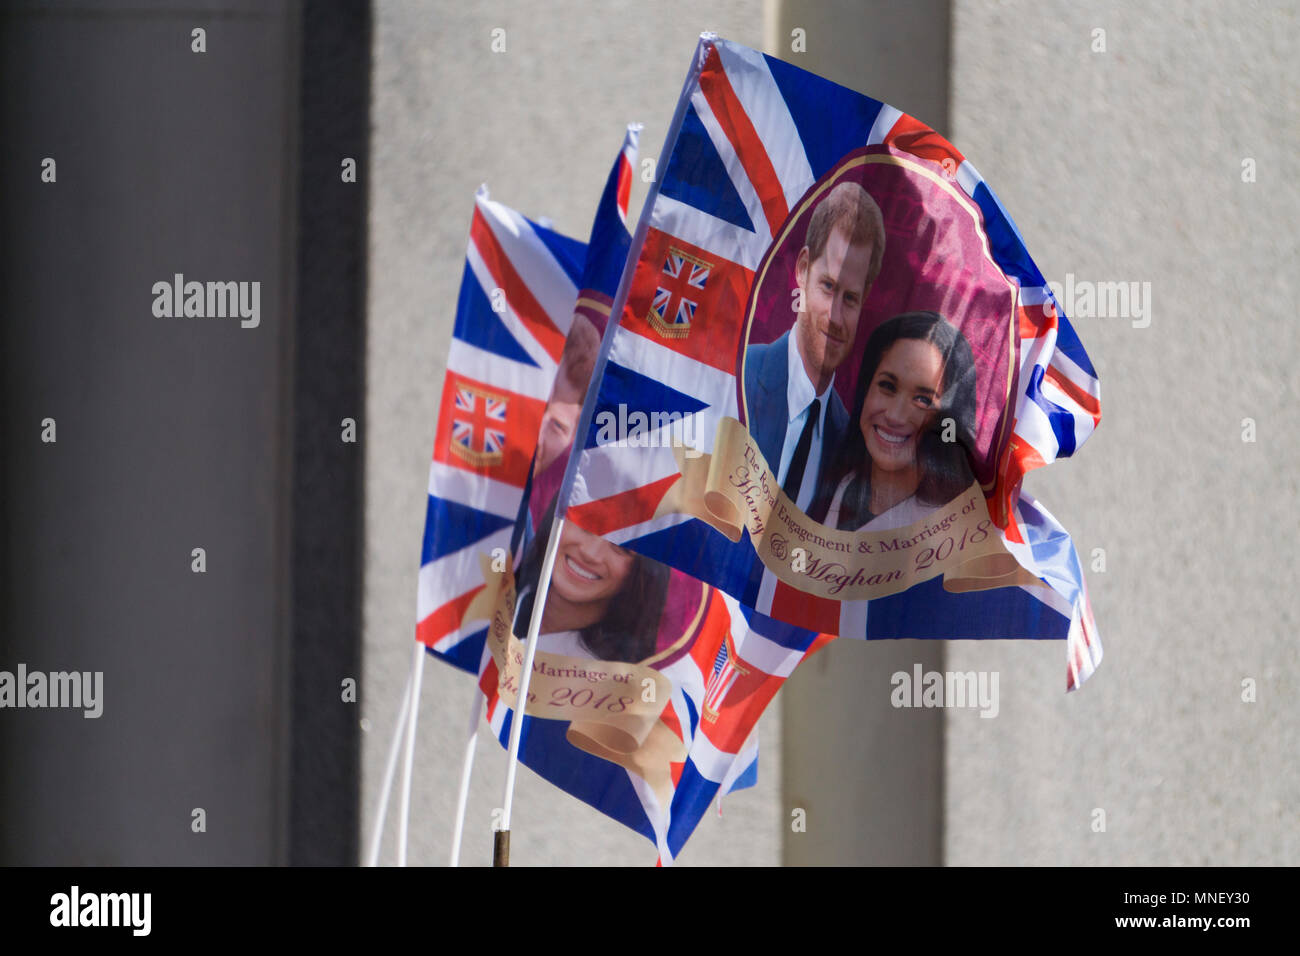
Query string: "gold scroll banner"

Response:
xmin=465 ymin=555 xmax=687 ymax=809
xmin=653 ymin=416 xmax=1034 ymax=601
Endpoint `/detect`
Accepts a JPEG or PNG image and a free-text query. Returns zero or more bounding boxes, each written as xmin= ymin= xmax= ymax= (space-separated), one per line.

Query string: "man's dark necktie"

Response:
xmin=782 ymin=398 xmax=820 ymax=503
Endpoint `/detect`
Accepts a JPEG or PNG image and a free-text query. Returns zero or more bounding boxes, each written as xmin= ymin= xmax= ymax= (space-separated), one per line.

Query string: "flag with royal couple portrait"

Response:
xmin=420 ymin=32 xmax=1104 ymax=867
xmin=555 ymin=35 xmax=1103 ymax=691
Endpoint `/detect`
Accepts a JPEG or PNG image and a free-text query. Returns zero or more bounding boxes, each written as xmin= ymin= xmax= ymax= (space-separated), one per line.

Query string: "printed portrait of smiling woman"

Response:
xmin=513 ymin=502 xmax=670 ymax=663
xmin=812 ymin=310 xmax=978 ymax=532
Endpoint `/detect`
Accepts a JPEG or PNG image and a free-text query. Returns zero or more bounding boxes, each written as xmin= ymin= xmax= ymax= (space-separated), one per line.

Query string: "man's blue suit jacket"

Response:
xmin=742 ymin=329 xmax=849 ymax=517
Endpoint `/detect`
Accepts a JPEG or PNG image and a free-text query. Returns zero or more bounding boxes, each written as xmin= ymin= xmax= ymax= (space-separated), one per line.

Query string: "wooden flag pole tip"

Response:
xmin=493 ymin=829 xmax=510 ymax=867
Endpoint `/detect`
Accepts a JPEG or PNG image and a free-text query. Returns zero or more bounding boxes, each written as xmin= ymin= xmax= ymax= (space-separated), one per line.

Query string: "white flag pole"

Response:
xmin=449 ymin=690 xmax=484 ymax=867
xmin=493 ymin=514 xmax=565 ymax=866
xmin=491 ymin=34 xmax=713 ymax=868
xmin=396 ymin=639 xmax=427 ymax=866
xmin=363 ymin=661 xmax=414 ymax=866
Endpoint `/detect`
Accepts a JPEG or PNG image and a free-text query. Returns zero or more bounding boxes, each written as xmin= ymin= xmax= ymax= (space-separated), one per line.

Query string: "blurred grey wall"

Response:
xmin=1 ymin=0 xmax=369 ymax=865
xmin=1 ymin=0 xmax=301 ymax=864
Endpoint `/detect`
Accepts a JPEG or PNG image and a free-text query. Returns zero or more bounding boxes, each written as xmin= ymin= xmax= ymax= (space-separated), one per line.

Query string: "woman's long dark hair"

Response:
xmin=813 ymin=311 xmax=977 ymax=530
xmin=513 ymin=500 xmax=670 ymax=663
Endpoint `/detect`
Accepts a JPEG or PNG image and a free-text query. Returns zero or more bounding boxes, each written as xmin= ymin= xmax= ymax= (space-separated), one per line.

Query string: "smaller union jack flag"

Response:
xmin=648 ymin=248 xmax=710 ymax=339
xmin=450 ymin=386 xmax=508 ymax=467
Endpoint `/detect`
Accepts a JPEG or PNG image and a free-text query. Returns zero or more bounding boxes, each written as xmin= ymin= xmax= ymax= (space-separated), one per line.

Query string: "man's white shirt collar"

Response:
xmin=775 ymin=329 xmax=835 ymax=508
xmin=786 ymin=328 xmax=834 ymax=428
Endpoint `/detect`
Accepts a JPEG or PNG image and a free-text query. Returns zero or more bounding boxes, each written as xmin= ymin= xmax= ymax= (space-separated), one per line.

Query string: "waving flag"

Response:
xmin=415 ymin=185 xmax=587 ymax=674
xmin=558 ymin=36 xmax=1103 ymax=690
xmin=419 ymin=125 xmax=643 ymax=677
xmin=416 ymin=128 xmax=810 ymax=863
xmin=431 ymin=126 xmax=829 ymax=864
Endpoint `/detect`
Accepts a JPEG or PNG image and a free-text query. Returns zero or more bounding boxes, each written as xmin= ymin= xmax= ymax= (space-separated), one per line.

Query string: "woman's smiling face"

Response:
xmin=551 ymin=520 xmax=635 ymax=607
xmin=860 ymin=338 xmax=945 ymax=473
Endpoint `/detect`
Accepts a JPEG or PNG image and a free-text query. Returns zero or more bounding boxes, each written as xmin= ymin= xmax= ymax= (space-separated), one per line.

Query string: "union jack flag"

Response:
xmin=420 ymin=125 xmax=833 ymax=865
xmin=418 ymin=125 xmax=640 ymax=674
xmin=648 ymin=248 xmax=710 ymax=338
xmin=557 ymin=36 xmax=1104 ymax=690
xmin=450 ymin=386 xmax=508 ymax=466
xmin=417 ymin=193 xmax=586 ymax=672
xmin=439 ymin=124 xmax=836 ymax=864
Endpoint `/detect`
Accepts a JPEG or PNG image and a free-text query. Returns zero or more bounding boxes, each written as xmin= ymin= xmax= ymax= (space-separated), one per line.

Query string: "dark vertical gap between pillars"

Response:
xmin=288 ymin=0 xmax=372 ymax=866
